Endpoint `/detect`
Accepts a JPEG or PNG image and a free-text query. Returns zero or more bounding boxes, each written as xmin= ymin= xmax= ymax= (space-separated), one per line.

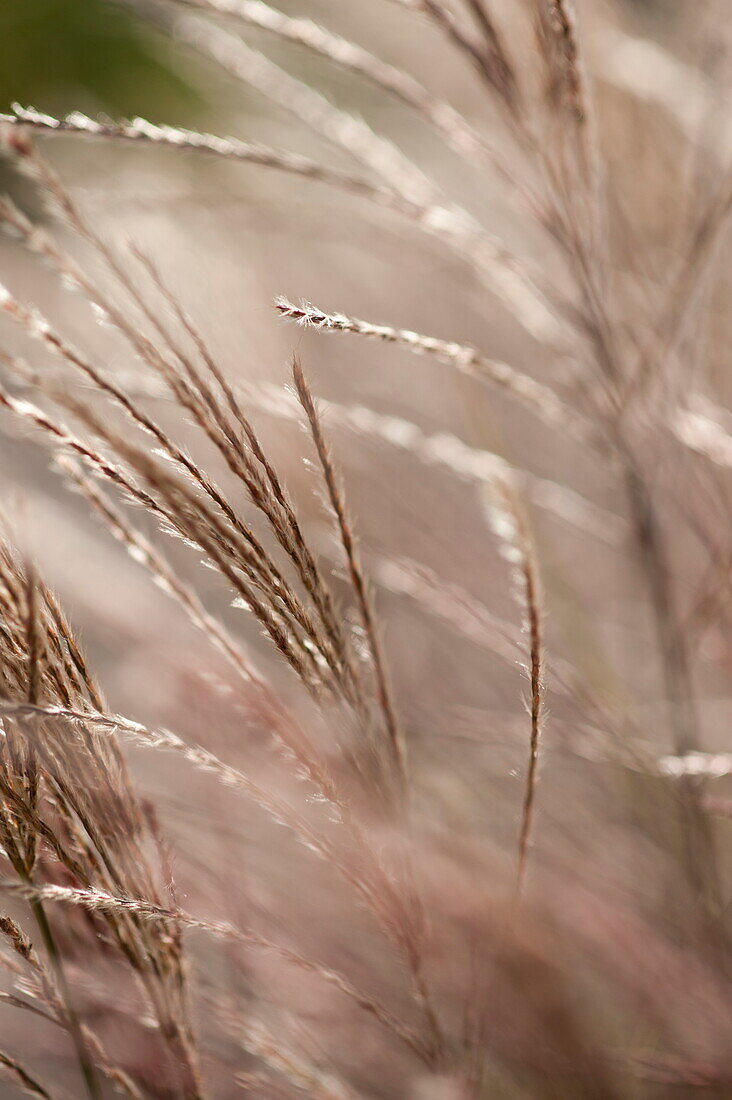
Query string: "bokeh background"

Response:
xmin=1 ymin=0 xmax=727 ymax=885
xmin=1 ymin=2 xmax=731 ymax=1095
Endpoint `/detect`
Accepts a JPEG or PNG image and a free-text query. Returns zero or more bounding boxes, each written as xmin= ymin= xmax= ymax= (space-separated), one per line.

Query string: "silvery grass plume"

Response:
xmin=0 ymin=540 xmax=202 ymax=1098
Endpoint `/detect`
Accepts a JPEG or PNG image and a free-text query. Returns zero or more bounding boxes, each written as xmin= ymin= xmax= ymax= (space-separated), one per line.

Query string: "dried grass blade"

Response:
xmin=0 ymin=879 xmax=426 ymax=1061
xmin=532 ymin=0 xmax=588 ymax=129
xmin=485 ymin=478 xmax=545 ymax=897
xmin=1 ymin=105 xmax=403 ymax=207
xmin=128 ymin=2 xmax=569 ymax=346
xmin=387 ymin=0 xmax=517 ymax=109
xmin=276 ymin=297 xmax=593 ymax=444
xmin=0 ymin=1052 xmax=54 ymax=1099
xmin=292 ymin=355 xmax=407 ymax=790
xmin=170 ymin=0 xmax=501 ymax=164
xmin=249 ymin=380 xmax=625 ymax=544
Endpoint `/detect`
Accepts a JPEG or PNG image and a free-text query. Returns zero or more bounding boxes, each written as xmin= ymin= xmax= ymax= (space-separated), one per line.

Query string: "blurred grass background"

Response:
xmin=0 ymin=0 xmax=196 ymax=116
xmin=0 ymin=0 xmax=673 ymax=119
